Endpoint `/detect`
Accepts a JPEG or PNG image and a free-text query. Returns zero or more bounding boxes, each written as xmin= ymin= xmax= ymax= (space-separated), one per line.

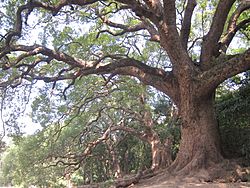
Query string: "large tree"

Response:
xmin=0 ymin=0 xmax=250 ymax=177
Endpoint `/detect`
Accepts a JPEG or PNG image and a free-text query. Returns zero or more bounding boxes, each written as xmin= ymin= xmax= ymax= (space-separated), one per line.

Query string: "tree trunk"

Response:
xmin=169 ymin=93 xmax=223 ymax=175
xmin=150 ymin=132 xmax=172 ymax=170
xmin=140 ymin=102 xmax=173 ymax=170
xmin=110 ymin=149 xmax=123 ymax=178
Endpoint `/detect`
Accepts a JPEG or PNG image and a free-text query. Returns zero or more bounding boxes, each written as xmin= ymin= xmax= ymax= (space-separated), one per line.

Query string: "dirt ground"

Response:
xmin=79 ymin=163 xmax=250 ymax=188
xmin=131 ymin=168 xmax=250 ymax=188
xmin=127 ymin=159 xmax=250 ymax=188
xmin=133 ymin=182 xmax=250 ymax=188
xmin=132 ymin=178 xmax=250 ymax=188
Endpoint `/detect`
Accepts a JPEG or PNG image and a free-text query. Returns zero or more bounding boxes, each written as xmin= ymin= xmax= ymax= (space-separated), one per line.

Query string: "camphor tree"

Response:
xmin=1 ymin=76 xmax=174 ymax=187
xmin=0 ymin=0 xmax=250 ymax=178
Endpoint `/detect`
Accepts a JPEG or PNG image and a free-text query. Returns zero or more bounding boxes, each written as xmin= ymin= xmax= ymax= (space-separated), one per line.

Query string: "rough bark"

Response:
xmin=169 ymin=93 xmax=223 ymax=175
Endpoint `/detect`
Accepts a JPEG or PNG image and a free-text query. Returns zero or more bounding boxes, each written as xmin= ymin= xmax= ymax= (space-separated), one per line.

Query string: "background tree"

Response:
xmin=0 ymin=0 xmax=250 ymax=179
xmin=0 ymin=139 xmax=7 ymax=186
xmin=0 ymin=135 xmax=71 ymax=188
xmin=0 ymin=76 xmax=179 ymax=187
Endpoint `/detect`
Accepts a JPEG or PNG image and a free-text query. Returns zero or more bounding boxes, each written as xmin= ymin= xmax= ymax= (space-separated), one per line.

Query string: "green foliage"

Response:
xmin=0 ymin=131 xmax=68 ymax=187
xmin=153 ymin=97 xmax=181 ymax=159
xmin=118 ymin=135 xmax=152 ymax=173
xmin=0 ymin=75 xmax=179 ymax=187
xmin=216 ymin=82 xmax=250 ymax=162
xmin=1 ymin=1 xmax=249 ymax=186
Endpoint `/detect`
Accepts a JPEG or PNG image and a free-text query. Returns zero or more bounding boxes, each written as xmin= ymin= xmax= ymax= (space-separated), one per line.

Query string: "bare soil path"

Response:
xmin=133 ymin=180 xmax=250 ymax=188
xmin=131 ymin=169 xmax=250 ymax=188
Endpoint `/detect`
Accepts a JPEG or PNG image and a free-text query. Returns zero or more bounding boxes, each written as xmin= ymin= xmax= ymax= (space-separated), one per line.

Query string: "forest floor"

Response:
xmin=133 ymin=181 xmax=250 ymax=188
xmin=79 ymin=161 xmax=250 ymax=188
xmin=132 ymin=174 xmax=250 ymax=188
xmin=79 ymin=174 xmax=250 ymax=188
xmin=131 ymin=160 xmax=250 ymax=188
xmin=129 ymin=167 xmax=250 ymax=188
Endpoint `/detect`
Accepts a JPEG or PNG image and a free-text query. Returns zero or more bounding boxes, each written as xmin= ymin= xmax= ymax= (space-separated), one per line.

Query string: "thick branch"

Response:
xmin=81 ymin=57 xmax=178 ymax=101
xmin=93 ymin=62 xmax=176 ymax=102
xmin=163 ymin=0 xmax=176 ymax=26
xmin=158 ymin=0 xmax=194 ymax=75
xmin=227 ymin=1 xmax=250 ymax=33
xmin=4 ymin=3 xmax=30 ymax=46
xmin=10 ymin=44 xmax=89 ymax=68
xmin=5 ymin=44 xmax=177 ymax=101
xmin=25 ymin=0 xmax=100 ymax=15
xmin=2 ymin=0 xmax=179 ymax=100
xmin=51 ymin=124 xmax=115 ymax=168
xmin=180 ymin=0 xmax=197 ymax=50
xmin=199 ymin=48 xmax=250 ymax=94
xmin=3 ymin=1 xmax=63 ymax=46
xmin=220 ymin=18 xmax=250 ymax=53
xmin=200 ymin=0 xmax=236 ymax=66
xmin=220 ymin=1 xmax=250 ymax=53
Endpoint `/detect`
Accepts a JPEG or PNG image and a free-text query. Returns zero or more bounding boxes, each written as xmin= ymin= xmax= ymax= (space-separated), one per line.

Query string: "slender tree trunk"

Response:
xmin=140 ymin=99 xmax=173 ymax=170
xmin=169 ymin=93 xmax=223 ymax=174
xmin=110 ymin=149 xmax=123 ymax=178
xmin=150 ymin=131 xmax=172 ymax=170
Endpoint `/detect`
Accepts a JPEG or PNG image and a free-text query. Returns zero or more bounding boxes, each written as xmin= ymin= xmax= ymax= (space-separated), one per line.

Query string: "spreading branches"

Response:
xmin=49 ymin=124 xmax=146 ymax=170
xmin=2 ymin=0 xmax=100 ymax=49
xmin=91 ymin=57 xmax=177 ymax=100
xmin=1 ymin=0 xmax=177 ymax=97
xmin=95 ymin=0 xmax=162 ymax=42
xmin=100 ymin=17 xmax=161 ymax=42
xmin=9 ymin=44 xmax=88 ymax=67
xmin=97 ymin=14 xmax=160 ymax=41
xmin=0 ymin=44 xmax=84 ymax=87
xmin=95 ymin=2 xmax=149 ymax=38
xmin=96 ymin=16 xmax=147 ymax=37
xmin=48 ymin=103 xmax=155 ymax=170
xmin=3 ymin=1 xmax=66 ymax=47
xmin=200 ymin=0 xmax=236 ymax=66
xmin=1 ymin=42 xmax=177 ymax=100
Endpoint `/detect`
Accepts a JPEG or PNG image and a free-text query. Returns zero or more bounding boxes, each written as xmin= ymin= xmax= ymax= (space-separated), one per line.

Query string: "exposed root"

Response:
xmin=114 ymin=171 xmax=142 ymax=188
xmin=168 ymin=151 xmax=208 ymax=175
xmin=168 ymin=158 xmax=250 ymax=183
xmin=114 ymin=168 xmax=167 ymax=187
xmin=78 ymin=159 xmax=250 ymax=188
xmin=114 ymin=158 xmax=250 ymax=187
